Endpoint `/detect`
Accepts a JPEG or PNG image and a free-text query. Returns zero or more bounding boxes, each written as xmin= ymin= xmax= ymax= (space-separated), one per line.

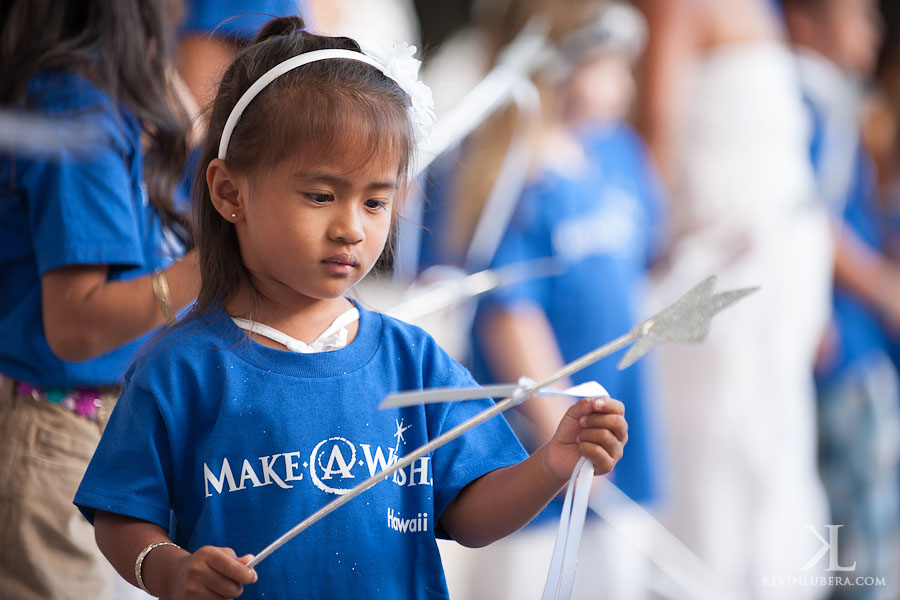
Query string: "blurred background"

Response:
xmin=5 ymin=0 xmax=900 ymax=598
xmin=366 ymin=1 xmax=900 ymax=598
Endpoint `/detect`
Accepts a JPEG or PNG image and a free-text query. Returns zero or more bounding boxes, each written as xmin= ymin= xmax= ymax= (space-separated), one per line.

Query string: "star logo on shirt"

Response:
xmin=393 ymin=418 xmax=412 ymax=453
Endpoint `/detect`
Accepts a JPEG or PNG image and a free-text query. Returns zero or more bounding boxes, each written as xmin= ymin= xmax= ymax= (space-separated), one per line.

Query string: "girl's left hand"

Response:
xmin=544 ymin=397 xmax=627 ymax=481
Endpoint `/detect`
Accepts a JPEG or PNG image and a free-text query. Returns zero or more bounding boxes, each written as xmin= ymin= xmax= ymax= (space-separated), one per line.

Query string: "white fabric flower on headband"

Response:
xmin=361 ymin=41 xmax=436 ymax=141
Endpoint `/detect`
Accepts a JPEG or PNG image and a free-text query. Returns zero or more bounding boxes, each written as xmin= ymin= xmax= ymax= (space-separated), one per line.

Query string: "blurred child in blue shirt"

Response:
xmin=419 ymin=2 xmax=666 ymax=597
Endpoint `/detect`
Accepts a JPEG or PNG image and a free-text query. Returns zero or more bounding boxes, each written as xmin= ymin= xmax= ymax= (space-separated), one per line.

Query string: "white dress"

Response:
xmin=650 ymin=41 xmax=833 ymax=598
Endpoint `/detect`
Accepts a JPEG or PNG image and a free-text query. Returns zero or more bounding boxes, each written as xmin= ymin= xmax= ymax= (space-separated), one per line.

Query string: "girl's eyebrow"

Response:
xmin=293 ymin=171 xmax=399 ymax=192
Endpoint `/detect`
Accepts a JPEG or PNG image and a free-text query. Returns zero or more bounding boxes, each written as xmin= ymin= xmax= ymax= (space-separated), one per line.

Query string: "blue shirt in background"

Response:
xmin=416 ymin=122 xmax=665 ymax=513
xmin=470 ymin=123 xmax=665 ymax=508
xmin=0 ymin=71 xmax=177 ymax=388
xmin=180 ymin=0 xmax=303 ymax=40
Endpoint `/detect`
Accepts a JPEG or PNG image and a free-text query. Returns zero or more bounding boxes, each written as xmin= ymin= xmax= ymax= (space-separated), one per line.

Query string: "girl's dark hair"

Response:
xmin=193 ymin=15 xmax=415 ymax=313
xmin=0 ymin=0 xmax=191 ymax=244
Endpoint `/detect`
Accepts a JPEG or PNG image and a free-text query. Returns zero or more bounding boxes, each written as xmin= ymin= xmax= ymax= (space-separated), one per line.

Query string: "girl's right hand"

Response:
xmin=171 ymin=546 xmax=258 ymax=599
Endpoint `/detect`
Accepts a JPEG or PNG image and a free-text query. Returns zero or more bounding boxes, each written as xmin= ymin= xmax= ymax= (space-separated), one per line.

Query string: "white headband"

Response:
xmin=217 ymin=43 xmax=435 ymax=161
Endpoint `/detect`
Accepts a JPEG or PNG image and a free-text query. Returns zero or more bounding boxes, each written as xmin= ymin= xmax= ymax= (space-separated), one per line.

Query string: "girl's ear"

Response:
xmin=207 ymin=158 xmax=245 ymax=223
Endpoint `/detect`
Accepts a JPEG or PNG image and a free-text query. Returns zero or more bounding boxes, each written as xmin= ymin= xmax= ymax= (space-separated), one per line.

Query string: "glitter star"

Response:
xmin=618 ymin=275 xmax=759 ymax=369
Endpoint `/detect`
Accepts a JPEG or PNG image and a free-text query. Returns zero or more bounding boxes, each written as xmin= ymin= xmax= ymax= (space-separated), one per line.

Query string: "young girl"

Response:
xmin=74 ymin=15 xmax=628 ymax=600
xmin=0 ymin=1 xmax=198 ymax=598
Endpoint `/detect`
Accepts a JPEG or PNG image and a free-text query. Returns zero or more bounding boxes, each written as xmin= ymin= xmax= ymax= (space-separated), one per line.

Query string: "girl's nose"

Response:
xmin=328 ymin=205 xmax=365 ymax=244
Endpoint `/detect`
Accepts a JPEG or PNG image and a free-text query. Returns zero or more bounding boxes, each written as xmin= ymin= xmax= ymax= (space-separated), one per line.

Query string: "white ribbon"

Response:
xmin=232 ymin=307 xmax=359 ymax=353
xmin=379 ymin=376 xmax=607 ymax=409
xmin=542 ymin=456 xmax=595 ymax=600
xmin=539 ymin=380 xmax=608 ymax=600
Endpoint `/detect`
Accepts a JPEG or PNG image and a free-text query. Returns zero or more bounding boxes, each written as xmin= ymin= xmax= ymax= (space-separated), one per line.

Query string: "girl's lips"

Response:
xmin=322 ymin=254 xmax=359 ymax=275
xmin=322 ymin=253 xmax=359 ymax=267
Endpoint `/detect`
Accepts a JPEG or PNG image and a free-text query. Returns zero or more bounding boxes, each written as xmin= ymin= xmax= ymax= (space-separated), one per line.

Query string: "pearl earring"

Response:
xmin=231 ymin=213 xmax=236 ymax=218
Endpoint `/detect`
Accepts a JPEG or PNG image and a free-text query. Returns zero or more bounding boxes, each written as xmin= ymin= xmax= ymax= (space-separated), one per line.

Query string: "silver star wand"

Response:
xmin=246 ymin=275 xmax=757 ymax=567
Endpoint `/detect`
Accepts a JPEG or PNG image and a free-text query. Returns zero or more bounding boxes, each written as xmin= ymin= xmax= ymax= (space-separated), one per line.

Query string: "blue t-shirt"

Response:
xmin=180 ymin=0 xmax=303 ymax=40
xmin=75 ymin=302 xmax=527 ymax=599
xmin=0 ymin=71 xmax=177 ymax=387
xmin=471 ymin=123 xmax=665 ymax=507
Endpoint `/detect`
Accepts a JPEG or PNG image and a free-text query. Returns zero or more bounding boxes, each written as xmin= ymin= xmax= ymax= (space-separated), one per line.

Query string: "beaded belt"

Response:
xmin=11 ymin=380 xmax=114 ymax=423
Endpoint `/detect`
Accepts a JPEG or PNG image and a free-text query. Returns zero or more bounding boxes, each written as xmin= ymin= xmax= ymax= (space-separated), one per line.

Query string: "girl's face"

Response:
xmin=818 ymin=0 xmax=883 ymax=77
xmin=564 ymin=51 xmax=635 ymax=125
xmin=232 ymin=146 xmax=401 ymax=308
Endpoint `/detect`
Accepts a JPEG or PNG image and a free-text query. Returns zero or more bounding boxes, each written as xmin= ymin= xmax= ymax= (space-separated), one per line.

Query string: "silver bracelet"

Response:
xmin=135 ymin=541 xmax=180 ymax=594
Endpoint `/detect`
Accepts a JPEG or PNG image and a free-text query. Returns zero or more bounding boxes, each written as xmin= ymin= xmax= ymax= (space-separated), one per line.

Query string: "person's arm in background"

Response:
xmin=479 ymin=303 xmax=574 ymax=442
xmin=42 ymin=252 xmax=199 ymax=361
xmin=634 ymin=0 xmax=698 ymax=184
xmin=474 ymin=183 xmax=573 ymax=445
xmin=833 ymin=221 xmax=900 ymax=331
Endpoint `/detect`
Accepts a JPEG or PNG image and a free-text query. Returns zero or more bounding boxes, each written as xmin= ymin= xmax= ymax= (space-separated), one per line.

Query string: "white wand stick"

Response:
xmin=246 ymin=275 xmax=757 ymax=567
